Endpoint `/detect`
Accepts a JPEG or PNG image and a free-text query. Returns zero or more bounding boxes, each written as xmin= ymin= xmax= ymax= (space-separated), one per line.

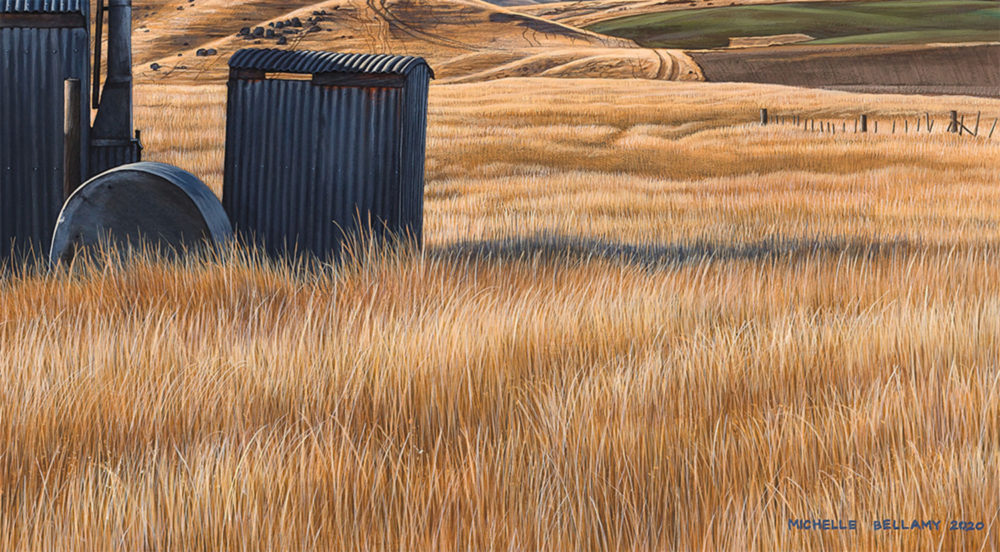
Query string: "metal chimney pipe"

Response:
xmin=91 ymin=0 xmax=133 ymax=141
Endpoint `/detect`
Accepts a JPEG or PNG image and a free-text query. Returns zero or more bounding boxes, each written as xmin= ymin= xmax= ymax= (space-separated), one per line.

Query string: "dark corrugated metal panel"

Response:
xmin=1 ymin=24 xmax=89 ymax=261
xmin=90 ymin=141 xmax=141 ymax=178
xmin=0 ymin=0 xmax=86 ymax=13
xmin=222 ymin=50 xmax=431 ymax=260
xmin=229 ymin=48 xmax=435 ymax=78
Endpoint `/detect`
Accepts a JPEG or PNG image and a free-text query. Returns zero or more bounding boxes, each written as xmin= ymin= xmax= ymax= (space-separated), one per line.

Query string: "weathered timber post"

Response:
xmin=874 ymin=120 xmax=878 ymax=133
xmin=63 ymin=79 xmax=82 ymax=200
xmin=974 ymin=112 xmax=981 ymax=136
xmin=860 ymin=114 xmax=868 ymax=133
xmin=988 ymin=118 xmax=998 ymax=140
xmin=959 ymin=115 xmax=965 ymax=136
xmin=892 ymin=120 xmax=896 ymax=134
xmin=761 ymin=108 xmax=768 ymax=125
xmin=949 ymin=110 xmax=959 ymax=133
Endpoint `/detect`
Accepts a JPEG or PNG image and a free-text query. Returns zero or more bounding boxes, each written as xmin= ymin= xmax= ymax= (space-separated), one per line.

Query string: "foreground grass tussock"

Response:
xmin=2 ymin=243 xmax=998 ymax=550
xmin=1 ymin=79 xmax=998 ymax=550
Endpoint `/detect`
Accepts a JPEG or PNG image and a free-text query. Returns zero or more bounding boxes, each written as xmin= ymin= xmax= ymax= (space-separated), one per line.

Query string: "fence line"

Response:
xmin=758 ymin=108 xmax=996 ymax=140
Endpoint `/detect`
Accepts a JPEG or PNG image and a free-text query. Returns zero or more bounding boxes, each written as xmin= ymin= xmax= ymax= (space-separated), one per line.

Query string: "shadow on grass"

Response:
xmin=430 ymin=233 xmax=922 ymax=269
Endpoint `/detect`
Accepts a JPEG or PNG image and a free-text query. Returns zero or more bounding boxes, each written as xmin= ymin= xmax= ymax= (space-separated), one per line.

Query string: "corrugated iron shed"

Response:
xmin=0 ymin=0 xmax=85 ymax=13
xmin=223 ymin=49 xmax=433 ymax=260
xmin=1 ymin=0 xmax=89 ymax=261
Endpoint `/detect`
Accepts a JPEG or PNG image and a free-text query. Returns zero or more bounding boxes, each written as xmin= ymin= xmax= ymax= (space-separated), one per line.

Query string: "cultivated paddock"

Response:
xmin=1 ymin=79 xmax=998 ymax=550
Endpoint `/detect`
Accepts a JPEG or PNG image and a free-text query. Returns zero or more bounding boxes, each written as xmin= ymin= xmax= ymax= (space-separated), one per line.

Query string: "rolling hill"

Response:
xmin=133 ymin=0 xmax=702 ymax=84
xmin=502 ymin=0 xmax=871 ymax=28
xmin=587 ymin=0 xmax=1000 ymax=49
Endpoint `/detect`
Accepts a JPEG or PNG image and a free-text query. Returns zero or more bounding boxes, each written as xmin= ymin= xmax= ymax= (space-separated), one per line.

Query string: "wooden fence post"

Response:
xmin=761 ymin=108 xmax=768 ymax=126
xmin=974 ymin=112 xmax=981 ymax=136
xmin=860 ymin=114 xmax=868 ymax=133
xmin=949 ymin=110 xmax=959 ymax=133
xmin=989 ymin=118 xmax=998 ymax=140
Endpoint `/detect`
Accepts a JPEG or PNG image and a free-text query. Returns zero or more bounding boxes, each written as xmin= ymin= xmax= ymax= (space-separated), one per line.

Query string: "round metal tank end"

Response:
xmin=49 ymin=162 xmax=232 ymax=265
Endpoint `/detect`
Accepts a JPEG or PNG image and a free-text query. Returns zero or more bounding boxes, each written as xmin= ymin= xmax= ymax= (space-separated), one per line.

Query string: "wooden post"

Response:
xmin=874 ymin=120 xmax=878 ymax=133
xmin=959 ymin=115 xmax=965 ymax=136
xmin=761 ymin=108 xmax=768 ymax=126
xmin=860 ymin=114 xmax=868 ymax=133
xmin=892 ymin=120 xmax=896 ymax=134
xmin=917 ymin=118 xmax=921 ymax=132
xmin=63 ymin=78 xmax=81 ymax=200
xmin=974 ymin=112 xmax=981 ymax=136
xmin=949 ymin=110 xmax=959 ymax=133
xmin=904 ymin=120 xmax=908 ymax=133
xmin=842 ymin=122 xmax=846 ymax=133
xmin=989 ymin=118 xmax=998 ymax=140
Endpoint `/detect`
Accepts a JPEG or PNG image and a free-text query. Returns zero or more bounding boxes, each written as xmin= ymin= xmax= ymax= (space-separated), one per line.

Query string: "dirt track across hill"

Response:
xmin=691 ymin=43 xmax=1000 ymax=98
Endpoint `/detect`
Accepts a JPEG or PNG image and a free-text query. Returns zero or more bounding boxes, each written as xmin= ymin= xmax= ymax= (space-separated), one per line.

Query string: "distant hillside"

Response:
xmin=588 ymin=0 xmax=1000 ymax=49
xmin=692 ymin=43 xmax=1000 ymax=98
xmin=133 ymin=0 xmax=702 ymax=84
xmin=512 ymin=0 xmax=922 ymax=28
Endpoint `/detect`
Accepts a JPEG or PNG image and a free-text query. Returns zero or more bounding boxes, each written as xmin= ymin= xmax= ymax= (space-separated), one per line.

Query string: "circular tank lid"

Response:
xmin=50 ymin=161 xmax=232 ymax=264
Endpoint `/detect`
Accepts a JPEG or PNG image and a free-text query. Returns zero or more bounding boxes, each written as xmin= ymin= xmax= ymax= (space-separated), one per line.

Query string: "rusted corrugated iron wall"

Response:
xmin=222 ymin=49 xmax=432 ymax=260
xmin=0 ymin=0 xmax=89 ymax=261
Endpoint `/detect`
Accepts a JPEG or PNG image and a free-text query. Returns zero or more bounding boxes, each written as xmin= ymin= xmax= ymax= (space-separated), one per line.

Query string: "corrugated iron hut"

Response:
xmin=222 ymin=49 xmax=433 ymax=259
xmin=1 ymin=0 xmax=90 ymax=260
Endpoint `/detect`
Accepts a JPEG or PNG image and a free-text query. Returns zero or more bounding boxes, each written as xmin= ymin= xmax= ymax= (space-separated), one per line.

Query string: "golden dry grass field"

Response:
xmin=1 ymin=78 xmax=999 ymax=550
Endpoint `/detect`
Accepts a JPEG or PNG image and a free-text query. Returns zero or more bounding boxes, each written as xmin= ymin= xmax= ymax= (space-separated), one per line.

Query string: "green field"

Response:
xmin=588 ymin=0 xmax=1000 ymax=49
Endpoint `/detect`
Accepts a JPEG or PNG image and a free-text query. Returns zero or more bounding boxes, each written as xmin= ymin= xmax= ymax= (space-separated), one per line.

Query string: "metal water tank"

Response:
xmin=222 ymin=49 xmax=433 ymax=259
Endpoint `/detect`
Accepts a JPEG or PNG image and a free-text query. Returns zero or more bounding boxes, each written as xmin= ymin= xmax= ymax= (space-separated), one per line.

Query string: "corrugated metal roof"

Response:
xmin=0 ymin=0 xmax=86 ymax=13
xmin=229 ymin=49 xmax=434 ymax=79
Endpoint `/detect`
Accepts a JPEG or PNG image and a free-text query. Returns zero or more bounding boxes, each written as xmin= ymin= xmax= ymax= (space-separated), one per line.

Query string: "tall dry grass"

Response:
xmin=1 ymin=79 xmax=999 ymax=550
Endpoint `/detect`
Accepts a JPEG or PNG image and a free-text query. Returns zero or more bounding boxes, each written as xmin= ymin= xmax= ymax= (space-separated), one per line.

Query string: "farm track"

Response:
xmin=367 ymin=0 xmax=479 ymax=52
xmin=651 ymin=48 xmax=678 ymax=80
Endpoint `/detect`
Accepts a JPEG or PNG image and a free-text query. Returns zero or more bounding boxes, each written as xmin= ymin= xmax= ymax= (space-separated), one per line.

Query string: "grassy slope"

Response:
xmin=588 ymin=0 xmax=1000 ymax=49
xmin=690 ymin=43 xmax=1000 ymax=98
xmin=132 ymin=0 xmax=700 ymax=85
xmin=2 ymin=79 xmax=999 ymax=550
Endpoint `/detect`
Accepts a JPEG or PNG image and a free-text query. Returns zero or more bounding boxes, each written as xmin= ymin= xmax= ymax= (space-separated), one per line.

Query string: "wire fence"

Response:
xmin=758 ymin=108 xmax=998 ymax=140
